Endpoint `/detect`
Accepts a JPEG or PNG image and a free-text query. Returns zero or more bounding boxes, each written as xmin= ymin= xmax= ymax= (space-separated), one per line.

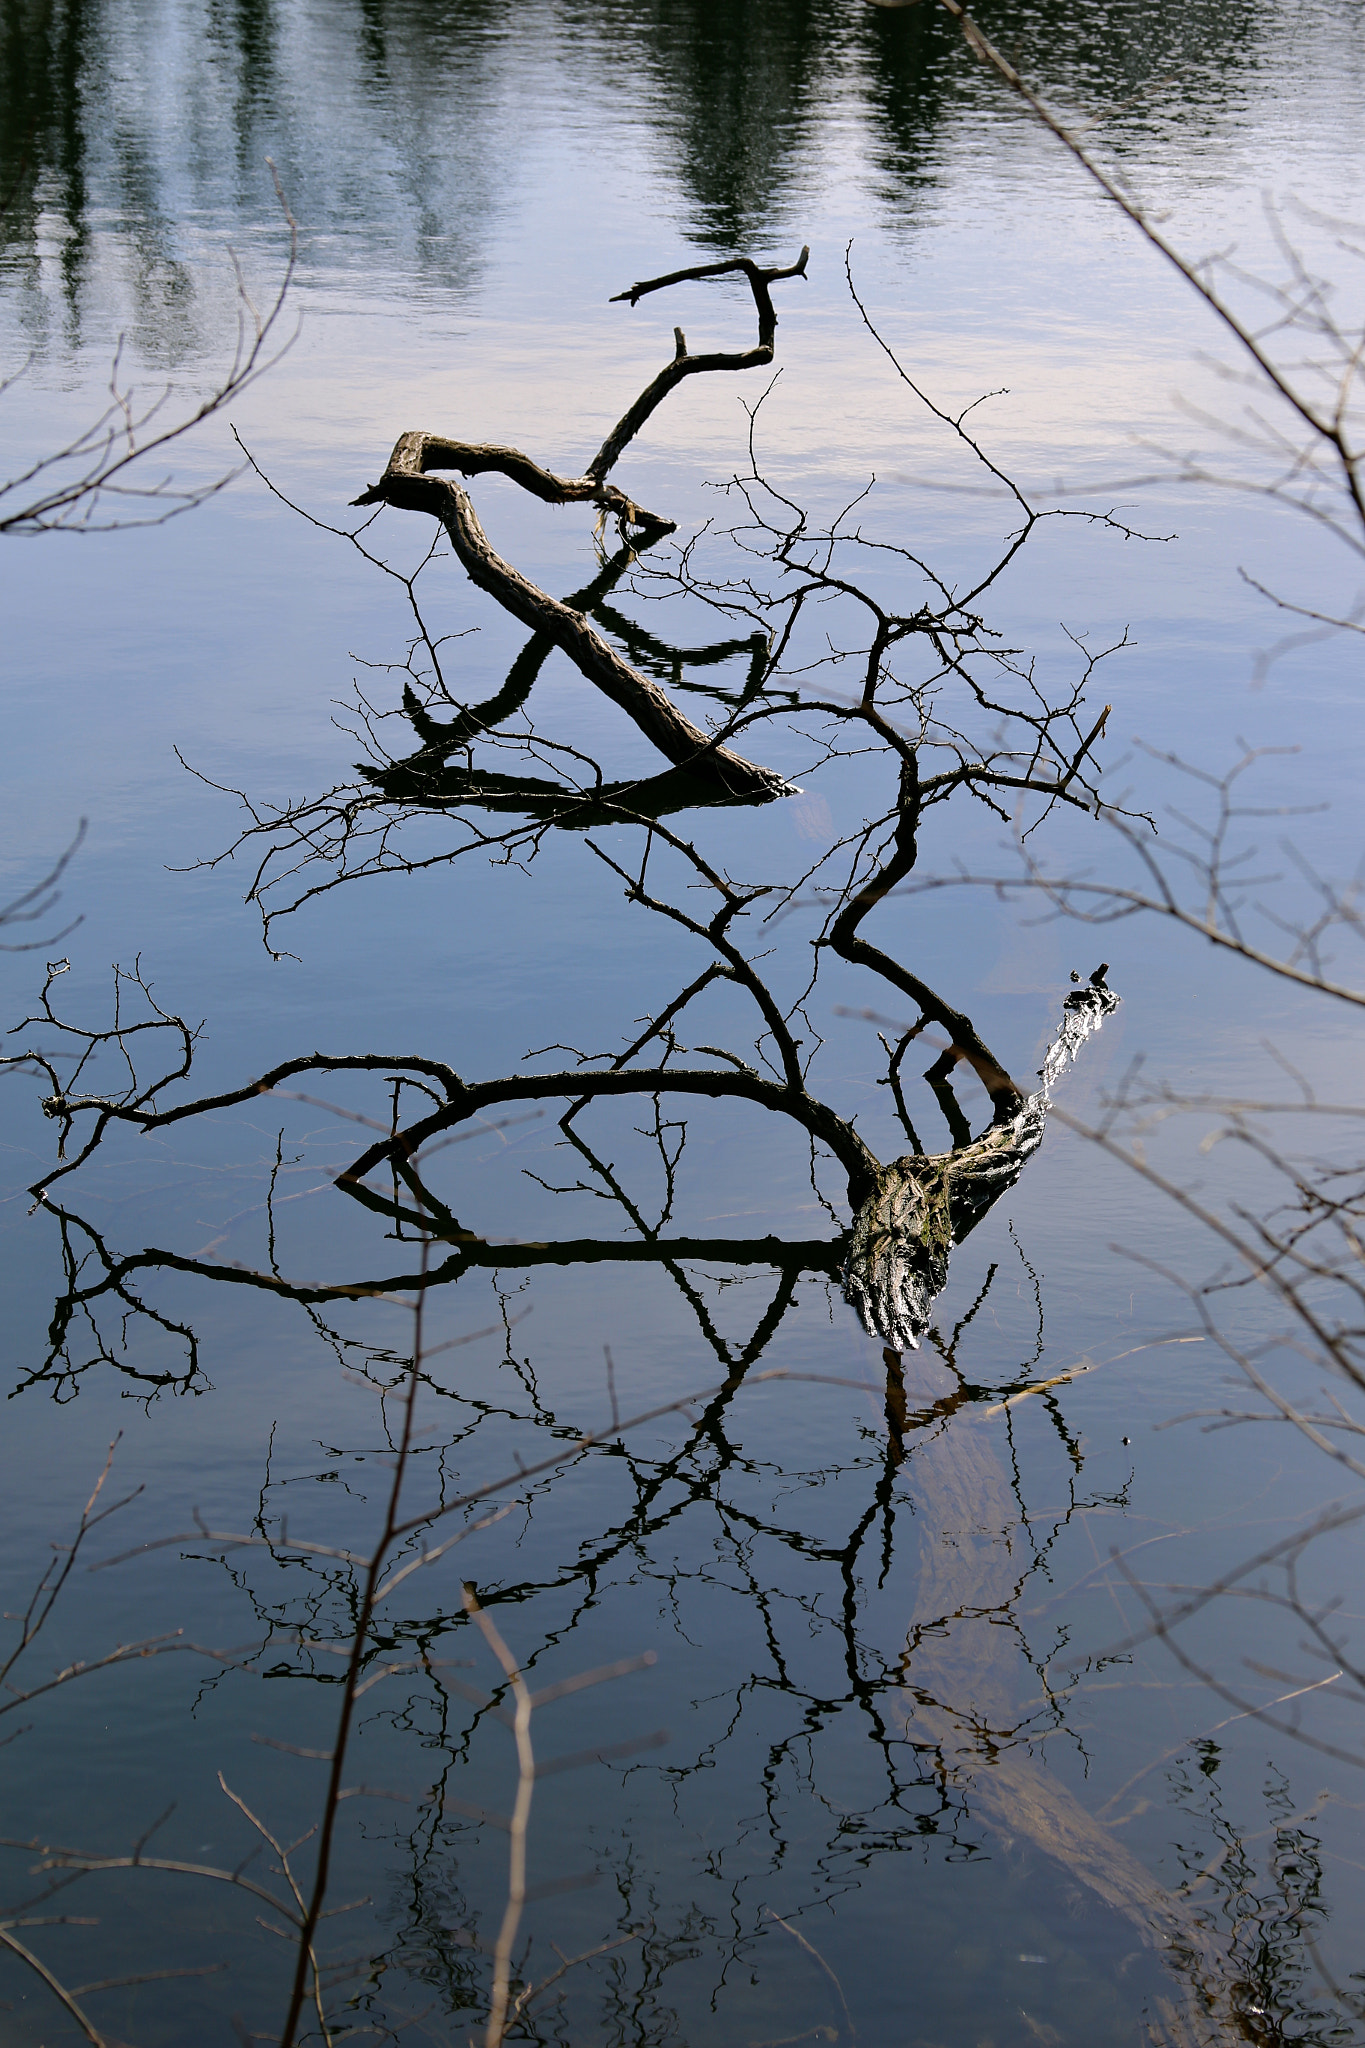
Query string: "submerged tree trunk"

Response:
xmin=356 ymin=435 xmax=788 ymax=798
xmin=892 ymin=1390 xmax=1232 ymax=2044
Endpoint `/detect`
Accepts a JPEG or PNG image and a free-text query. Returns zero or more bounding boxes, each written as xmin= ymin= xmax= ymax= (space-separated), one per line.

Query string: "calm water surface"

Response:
xmin=2 ymin=4 xmax=1364 ymax=2042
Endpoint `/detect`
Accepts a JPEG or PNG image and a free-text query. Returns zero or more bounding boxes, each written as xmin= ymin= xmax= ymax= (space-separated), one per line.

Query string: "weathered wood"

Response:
xmin=351 ymin=250 xmax=810 ymax=801
xmin=845 ymin=975 xmax=1118 ymax=1348
xmin=355 ymin=434 xmax=786 ymax=796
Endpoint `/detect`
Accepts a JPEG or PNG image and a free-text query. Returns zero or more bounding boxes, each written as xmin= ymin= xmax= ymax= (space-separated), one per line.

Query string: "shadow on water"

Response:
xmin=361 ymin=539 xmax=784 ymax=821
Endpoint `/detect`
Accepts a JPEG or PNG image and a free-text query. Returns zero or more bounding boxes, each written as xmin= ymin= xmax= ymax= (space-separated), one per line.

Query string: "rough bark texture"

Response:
xmin=844 ymin=976 xmax=1118 ymax=1348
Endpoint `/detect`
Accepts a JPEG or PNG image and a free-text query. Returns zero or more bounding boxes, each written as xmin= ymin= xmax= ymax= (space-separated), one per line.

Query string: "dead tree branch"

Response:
xmin=348 ymin=253 xmax=811 ymax=798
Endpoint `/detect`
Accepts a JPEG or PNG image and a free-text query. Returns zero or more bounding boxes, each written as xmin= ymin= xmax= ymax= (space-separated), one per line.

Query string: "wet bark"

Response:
xmin=369 ymin=547 xmax=772 ymax=815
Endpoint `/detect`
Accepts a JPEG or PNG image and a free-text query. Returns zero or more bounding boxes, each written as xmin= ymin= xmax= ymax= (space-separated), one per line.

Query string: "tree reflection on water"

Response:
xmin=6 ymin=1081 xmax=1346 ymax=2041
xmin=4 ymin=26 xmax=1363 ymax=2019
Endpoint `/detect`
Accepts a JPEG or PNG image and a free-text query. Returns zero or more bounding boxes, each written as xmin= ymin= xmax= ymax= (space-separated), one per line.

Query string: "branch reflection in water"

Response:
xmin=3 ymin=252 xmax=1355 ymax=2041
xmin=6 ymin=951 xmax=1330 ymax=2041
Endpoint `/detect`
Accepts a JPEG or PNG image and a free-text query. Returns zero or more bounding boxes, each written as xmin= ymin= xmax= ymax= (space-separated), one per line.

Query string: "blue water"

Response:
xmin=3 ymin=4 xmax=1365 ymax=2041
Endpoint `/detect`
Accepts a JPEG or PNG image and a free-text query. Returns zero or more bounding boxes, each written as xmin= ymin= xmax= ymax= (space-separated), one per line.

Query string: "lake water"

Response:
xmin=3 ymin=3 xmax=1365 ymax=2043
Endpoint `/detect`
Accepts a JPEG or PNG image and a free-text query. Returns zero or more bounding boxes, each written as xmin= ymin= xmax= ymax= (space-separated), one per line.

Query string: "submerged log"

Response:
xmin=365 ymin=759 xmax=779 ymax=825
xmin=354 ymin=435 xmax=787 ymax=799
xmin=892 ymin=1381 xmax=1231 ymax=2039
xmin=844 ymin=971 xmax=1118 ymax=1348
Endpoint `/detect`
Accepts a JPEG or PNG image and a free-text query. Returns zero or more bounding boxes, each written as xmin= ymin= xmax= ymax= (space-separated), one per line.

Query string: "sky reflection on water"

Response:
xmin=3 ymin=2 xmax=1365 ymax=2042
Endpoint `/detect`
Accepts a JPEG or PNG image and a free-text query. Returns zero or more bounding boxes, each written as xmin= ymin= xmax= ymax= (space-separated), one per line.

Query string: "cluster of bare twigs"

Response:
xmin=0 ymin=244 xmax=1141 ymax=2023
xmin=1 ymin=239 xmax=1136 ymax=1359
xmin=5 ymin=1092 xmax=1195 ymax=2043
xmin=897 ymin=735 xmax=1365 ymax=1003
xmin=14 ymin=1049 xmax=1363 ymax=2041
xmin=0 ymin=109 xmax=1241 ymax=2026
xmin=8 ymin=1167 xmax=849 ymax=2043
xmin=177 ymin=239 xmax=1136 ymax=973
xmin=899 ymin=0 xmax=1365 ymax=1835
xmin=16 ymin=1050 xmax=1169 ymax=2041
xmin=0 ymin=168 xmax=296 ymax=537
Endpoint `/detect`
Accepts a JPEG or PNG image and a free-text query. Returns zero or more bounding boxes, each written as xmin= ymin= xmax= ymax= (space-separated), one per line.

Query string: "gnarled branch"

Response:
xmin=351 ymin=251 xmax=810 ymax=798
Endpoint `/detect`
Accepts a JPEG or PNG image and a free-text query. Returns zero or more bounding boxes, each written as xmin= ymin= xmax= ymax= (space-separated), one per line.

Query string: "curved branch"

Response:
xmin=338 ymin=1063 xmax=880 ymax=1210
xmin=350 ymin=252 xmax=810 ymax=798
xmin=353 ymin=439 xmax=785 ymax=796
xmin=845 ymin=976 xmax=1119 ymax=1348
xmin=824 ymin=757 xmax=1022 ymax=1114
xmin=593 ymin=248 xmax=809 ymax=478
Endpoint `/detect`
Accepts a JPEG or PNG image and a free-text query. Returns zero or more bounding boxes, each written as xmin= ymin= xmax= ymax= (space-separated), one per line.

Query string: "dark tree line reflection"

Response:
xmin=4 ymin=0 xmax=1280 ymax=340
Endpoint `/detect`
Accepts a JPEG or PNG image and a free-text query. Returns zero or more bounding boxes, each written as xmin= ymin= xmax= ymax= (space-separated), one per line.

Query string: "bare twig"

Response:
xmin=1 ymin=167 xmax=297 ymax=536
